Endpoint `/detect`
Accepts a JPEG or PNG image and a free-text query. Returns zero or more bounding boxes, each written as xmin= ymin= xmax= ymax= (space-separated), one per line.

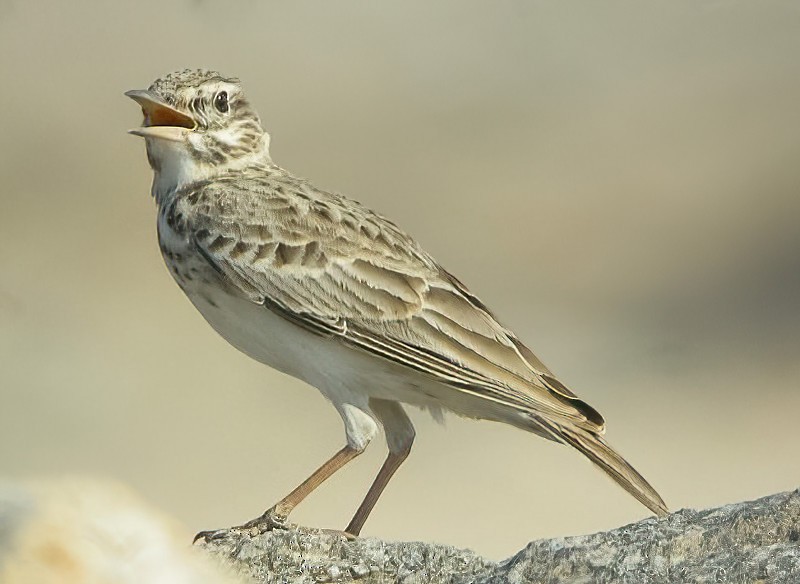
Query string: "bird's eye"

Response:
xmin=214 ymin=91 xmax=229 ymax=113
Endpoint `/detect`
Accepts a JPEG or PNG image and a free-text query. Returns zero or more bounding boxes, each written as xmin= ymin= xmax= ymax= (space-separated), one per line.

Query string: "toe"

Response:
xmin=193 ymin=528 xmax=228 ymax=544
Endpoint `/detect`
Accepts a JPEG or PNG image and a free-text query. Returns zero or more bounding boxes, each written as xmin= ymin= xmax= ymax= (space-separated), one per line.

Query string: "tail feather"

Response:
xmin=532 ymin=415 xmax=668 ymax=517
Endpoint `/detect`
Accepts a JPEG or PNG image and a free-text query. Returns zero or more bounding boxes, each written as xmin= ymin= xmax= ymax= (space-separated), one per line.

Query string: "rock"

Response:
xmin=198 ymin=490 xmax=800 ymax=584
xmin=198 ymin=527 xmax=493 ymax=584
xmin=1 ymin=479 xmax=796 ymax=583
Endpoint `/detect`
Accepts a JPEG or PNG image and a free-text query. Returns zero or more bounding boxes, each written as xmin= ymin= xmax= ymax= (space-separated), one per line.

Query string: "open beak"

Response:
xmin=125 ymin=89 xmax=196 ymax=142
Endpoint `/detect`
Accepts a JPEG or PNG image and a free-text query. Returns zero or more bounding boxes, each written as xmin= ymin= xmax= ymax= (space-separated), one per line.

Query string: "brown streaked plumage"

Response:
xmin=126 ymin=69 xmax=667 ymax=540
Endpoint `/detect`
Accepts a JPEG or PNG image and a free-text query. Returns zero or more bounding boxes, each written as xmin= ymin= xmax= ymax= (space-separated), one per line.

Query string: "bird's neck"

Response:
xmin=148 ymin=137 xmax=271 ymax=207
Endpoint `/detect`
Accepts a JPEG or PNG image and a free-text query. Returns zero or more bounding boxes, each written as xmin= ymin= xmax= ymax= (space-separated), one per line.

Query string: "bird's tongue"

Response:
xmin=145 ymin=104 xmax=194 ymax=129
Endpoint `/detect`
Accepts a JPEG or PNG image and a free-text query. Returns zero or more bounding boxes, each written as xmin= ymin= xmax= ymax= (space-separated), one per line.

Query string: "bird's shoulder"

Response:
xmin=172 ymin=165 xmax=440 ymax=278
xmin=169 ymin=165 xmax=449 ymax=323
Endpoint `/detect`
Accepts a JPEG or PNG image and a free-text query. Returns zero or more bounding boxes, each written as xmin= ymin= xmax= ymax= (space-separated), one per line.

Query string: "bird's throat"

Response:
xmin=148 ymin=138 xmax=211 ymax=206
xmin=147 ymin=135 xmax=272 ymax=207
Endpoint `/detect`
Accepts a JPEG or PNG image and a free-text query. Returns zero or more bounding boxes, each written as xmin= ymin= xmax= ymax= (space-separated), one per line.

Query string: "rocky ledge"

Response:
xmin=198 ymin=489 xmax=800 ymax=583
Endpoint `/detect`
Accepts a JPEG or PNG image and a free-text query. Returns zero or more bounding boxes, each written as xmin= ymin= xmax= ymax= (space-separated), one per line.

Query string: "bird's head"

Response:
xmin=126 ymin=70 xmax=270 ymax=194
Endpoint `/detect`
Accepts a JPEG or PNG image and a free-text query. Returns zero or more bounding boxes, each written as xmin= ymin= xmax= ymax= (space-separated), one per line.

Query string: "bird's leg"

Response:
xmin=257 ymin=445 xmax=361 ymax=528
xmin=345 ymin=444 xmax=411 ymax=536
xmin=345 ymin=399 xmax=415 ymax=537
xmin=194 ymin=445 xmax=361 ymax=542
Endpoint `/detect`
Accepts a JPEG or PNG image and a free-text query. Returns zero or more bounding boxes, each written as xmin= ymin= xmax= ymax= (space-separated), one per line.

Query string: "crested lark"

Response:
xmin=126 ymin=69 xmax=667 ymax=540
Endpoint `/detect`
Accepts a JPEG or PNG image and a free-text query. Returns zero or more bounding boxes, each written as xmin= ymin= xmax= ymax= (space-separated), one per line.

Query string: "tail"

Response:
xmin=533 ymin=416 xmax=669 ymax=517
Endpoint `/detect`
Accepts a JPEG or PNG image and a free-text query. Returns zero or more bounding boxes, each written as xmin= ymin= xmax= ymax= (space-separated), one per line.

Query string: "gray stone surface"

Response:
xmin=198 ymin=490 xmax=800 ymax=583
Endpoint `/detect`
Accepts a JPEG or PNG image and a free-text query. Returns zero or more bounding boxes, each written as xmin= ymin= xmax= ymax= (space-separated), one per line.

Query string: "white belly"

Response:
xmin=183 ymin=280 xmax=451 ymax=415
xmin=187 ymin=283 xmax=340 ymax=386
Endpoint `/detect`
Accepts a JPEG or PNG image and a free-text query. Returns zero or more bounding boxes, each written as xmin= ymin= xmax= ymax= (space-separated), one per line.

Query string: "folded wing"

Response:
xmin=178 ymin=173 xmax=604 ymax=434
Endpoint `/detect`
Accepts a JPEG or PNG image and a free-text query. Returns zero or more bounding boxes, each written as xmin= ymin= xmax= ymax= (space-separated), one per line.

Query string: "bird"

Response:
xmin=126 ymin=69 xmax=667 ymax=540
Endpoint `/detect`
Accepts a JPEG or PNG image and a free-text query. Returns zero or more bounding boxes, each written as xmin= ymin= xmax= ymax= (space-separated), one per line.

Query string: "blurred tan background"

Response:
xmin=1 ymin=1 xmax=798 ymax=560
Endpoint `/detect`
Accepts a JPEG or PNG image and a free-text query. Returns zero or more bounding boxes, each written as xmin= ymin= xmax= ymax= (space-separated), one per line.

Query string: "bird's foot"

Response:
xmin=193 ymin=507 xmax=292 ymax=544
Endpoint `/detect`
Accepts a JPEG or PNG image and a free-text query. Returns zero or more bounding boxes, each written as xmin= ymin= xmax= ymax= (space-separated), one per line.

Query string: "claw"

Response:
xmin=193 ymin=528 xmax=229 ymax=544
